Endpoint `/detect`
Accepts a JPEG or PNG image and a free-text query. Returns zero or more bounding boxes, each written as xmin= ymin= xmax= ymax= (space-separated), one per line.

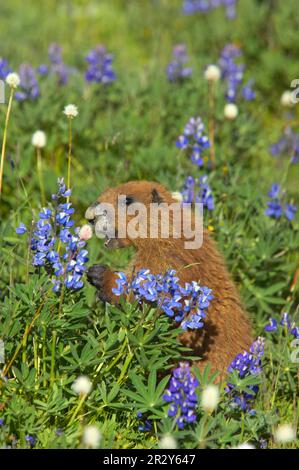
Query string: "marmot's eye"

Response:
xmin=125 ymin=195 xmax=134 ymax=206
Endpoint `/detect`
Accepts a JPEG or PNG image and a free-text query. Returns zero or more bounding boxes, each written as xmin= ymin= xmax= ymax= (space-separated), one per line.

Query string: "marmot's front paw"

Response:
xmin=86 ymin=264 xmax=112 ymax=302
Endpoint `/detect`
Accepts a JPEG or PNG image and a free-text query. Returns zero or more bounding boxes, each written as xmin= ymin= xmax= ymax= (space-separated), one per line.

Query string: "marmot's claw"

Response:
xmin=86 ymin=264 xmax=108 ymax=289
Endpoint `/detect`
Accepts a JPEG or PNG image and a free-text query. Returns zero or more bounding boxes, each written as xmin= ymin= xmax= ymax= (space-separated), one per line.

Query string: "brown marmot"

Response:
xmin=85 ymin=180 xmax=252 ymax=377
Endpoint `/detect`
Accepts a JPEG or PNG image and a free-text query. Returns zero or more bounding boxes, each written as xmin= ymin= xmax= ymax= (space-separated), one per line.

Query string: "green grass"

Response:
xmin=0 ymin=0 xmax=298 ymax=449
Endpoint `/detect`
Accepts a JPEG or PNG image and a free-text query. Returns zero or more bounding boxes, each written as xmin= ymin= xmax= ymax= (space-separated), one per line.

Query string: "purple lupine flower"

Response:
xmin=36 ymin=64 xmax=49 ymax=76
xmin=0 ymin=58 xmax=11 ymax=80
xmin=166 ymin=44 xmax=192 ymax=82
xmin=85 ymin=45 xmax=116 ymax=84
xmin=163 ymin=362 xmax=199 ymax=429
xmin=265 ymin=312 xmax=299 ymax=340
xmin=137 ymin=413 xmax=152 ymax=432
xmin=264 ymin=318 xmax=277 ymax=332
xmin=242 ymin=80 xmax=256 ymax=101
xmin=219 ymin=44 xmax=245 ymax=103
xmin=285 ymin=203 xmax=297 ymax=221
xmin=16 ymin=178 xmax=89 ymax=292
xmin=176 ymin=116 xmax=210 ymax=167
xmin=182 ymin=0 xmax=238 ymax=19
xmin=270 ymin=127 xmax=299 ymax=164
xmin=112 ymin=269 xmax=213 ymax=331
xmin=226 ymin=337 xmax=265 ymax=412
xmin=14 ymin=64 xmax=39 ymax=101
xmin=37 ymin=44 xmax=71 ymax=85
xmin=265 ymin=183 xmax=297 ymax=221
xmin=182 ymin=174 xmax=214 ymax=210
xmin=16 ymin=223 xmax=27 ymax=235
xmin=25 ymin=435 xmax=36 ymax=447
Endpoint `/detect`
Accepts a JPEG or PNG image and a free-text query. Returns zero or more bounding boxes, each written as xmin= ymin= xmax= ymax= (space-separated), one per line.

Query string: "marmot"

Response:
xmin=86 ymin=180 xmax=252 ymax=377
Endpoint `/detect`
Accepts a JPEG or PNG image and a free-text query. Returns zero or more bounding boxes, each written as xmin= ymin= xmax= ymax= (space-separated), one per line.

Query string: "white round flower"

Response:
xmin=224 ymin=103 xmax=238 ymax=120
xmin=274 ymin=424 xmax=296 ymax=443
xmin=79 ymin=224 xmax=93 ymax=241
xmin=72 ymin=375 xmax=92 ymax=395
xmin=201 ymin=385 xmax=219 ymax=412
xmin=6 ymin=72 xmax=20 ymax=89
xmin=171 ymin=191 xmax=183 ymax=202
xmin=63 ymin=104 xmax=78 ymax=118
xmin=233 ymin=443 xmax=255 ymax=449
xmin=159 ymin=434 xmax=177 ymax=449
xmin=280 ymin=90 xmax=294 ymax=107
xmin=82 ymin=425 xmax=102 ymax=449
xmin=204 ymin=64 xmax=221 ymax=82
xmin=31 ymin=130 xmax=47 ymax=149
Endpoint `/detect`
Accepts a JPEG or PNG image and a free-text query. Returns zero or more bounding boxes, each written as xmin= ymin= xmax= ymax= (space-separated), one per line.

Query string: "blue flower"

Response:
xmin=163 ymin=362 xmax=199 ymax=429
xmin=166 ymin=44 xmax=192 ymax=82
xmin=270 ymin=127 xmax=299 ymax=165
xmin=137 ymin=412 xmax=152 ymax=432
xmin=0 ymin=58 xmax=11 ymax=80
xmin=37 ymin=44 xmax=71 ymax=85
xmin=227 ymin=337 xmax=265 ymax=411
xmin=112 ymin=269 xmax=213 ymax=331
xmin=182 ymin=0 xmax=238 ymax=20
xmin=285 ymin=203 xmax=297 ymax=221
xmin=176 ymin=117 xmax=210 ymax=168
xmin=264 ymin=318 xmax=277 ymax=332
xmin=85 ymin=45 xmax=116 ymax=84
xmin=265 ymin=183 xmax=297 ymax=221
xmin=265 ymin=312 xmax=299 ymax=340
xmin=15 ymin=177 xmax=89 ymax=292
xmin=16 ymin=223 xmax=27 ymax=235
xmin=182 ymin=174 xmax=214 ymax=210
xmin=25 ymin=435 xmax=36 ymax=447
xmin=218 ymin=43 xmax=253 ymax=103
xmin=242 ymin=80 xmax=256 ymax=101
xmin=268 ymin=183 xmax=281 ymax=199
xmin=14 ymin=64 xmax=39 ymax=102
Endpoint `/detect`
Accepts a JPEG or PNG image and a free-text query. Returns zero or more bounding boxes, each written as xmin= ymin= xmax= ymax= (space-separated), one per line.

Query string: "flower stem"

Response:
xmin=68 ymin=394 xmax=87 ymax=426
xmin=50 ymin=330 xmax=57 ymax=385
xmin=67 ymin=118 xmax=72 ymax=200
xmin=208 ymin=80 xmax=216 ymax=168
xmin=0 ymin=88 xmax=14 ymax=197
xmin=36 ymin=147 xmax=45 ymax=205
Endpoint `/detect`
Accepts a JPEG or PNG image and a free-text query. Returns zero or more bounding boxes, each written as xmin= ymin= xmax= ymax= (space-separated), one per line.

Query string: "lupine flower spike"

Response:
xmin=112 ymin=269 xmax=213 ymax=331
xmin=15 ymin=178 xmax=89 ymax=293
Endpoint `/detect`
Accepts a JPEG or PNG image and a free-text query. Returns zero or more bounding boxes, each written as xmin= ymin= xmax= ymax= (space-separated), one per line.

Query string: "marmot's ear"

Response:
xmin=151 ymin=188 xmax=163 ymax=204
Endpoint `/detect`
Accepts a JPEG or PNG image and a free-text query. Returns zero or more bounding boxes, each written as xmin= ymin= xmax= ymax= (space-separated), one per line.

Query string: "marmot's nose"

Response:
xmin=85 ymin=204 xmax=97 ymax=223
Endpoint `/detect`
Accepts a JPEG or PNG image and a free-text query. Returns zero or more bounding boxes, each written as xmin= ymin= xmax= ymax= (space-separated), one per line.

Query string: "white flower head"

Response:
xmin=201 ymin=384 xmax=219 ymax=412
xmin=72 ymin=375 xmax=92 ymax=395
xmin=6 ymin=72 xmax=20 ymax=89
xmin=224 ymin=103 xmax=238 ymax=120
xmin=32 ymin=130 xmax=47 ymax=149
xmin=274 ymin=424 xmax=296 ymax=443
xmin=159 ymin=434 xmax=177 ymax=449
xmin=280 ymin=90 xmax=295 ymax=108
xmin=79 ymin=224 xmax=93 ymax=241
xmin=63 ymin=104 xmax=78 ymax=119
xmin=233 ymin=443 xmax=255 ymax=449
xmin=82 ymin=425 xmax=102 ymax=449
xmin=171 ymin=191 xmax=183 ymax=202
xmin=204 ymin=64 xmax=221 ymax=82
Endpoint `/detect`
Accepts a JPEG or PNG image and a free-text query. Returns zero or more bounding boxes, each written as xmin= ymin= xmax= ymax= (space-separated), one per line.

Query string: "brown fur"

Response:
xmin=86 ymin=180 xmax=252 ymax=378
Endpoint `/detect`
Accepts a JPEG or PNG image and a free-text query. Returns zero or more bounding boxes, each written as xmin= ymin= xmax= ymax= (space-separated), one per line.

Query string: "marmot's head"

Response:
xmin=85 ymin=180 xmax=178 ymax=249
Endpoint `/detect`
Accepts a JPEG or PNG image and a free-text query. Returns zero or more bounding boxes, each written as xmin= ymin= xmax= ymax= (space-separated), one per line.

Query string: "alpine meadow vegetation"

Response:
xmin=0 ymin=0 xmax=298 ymax=450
